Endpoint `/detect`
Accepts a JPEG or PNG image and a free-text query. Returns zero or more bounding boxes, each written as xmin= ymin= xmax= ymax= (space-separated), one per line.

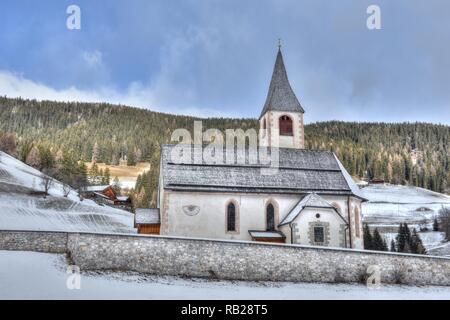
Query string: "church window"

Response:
xmin=266 ymin=203 xmax=275 ymax=231
xmin=279 ymin=115 xmax=293 ymax=136
xmin=227 ymin=202 xmax=237 ymax=232
xmin=262 ymin=118 xmax=267 ymax=137
xmin=315 ymin=213 xmax=321 ymax=219
xmin=314 ymin=226 xmax=324 ymax=243
xmin=355 ymin=207 xmax=361 ymax=238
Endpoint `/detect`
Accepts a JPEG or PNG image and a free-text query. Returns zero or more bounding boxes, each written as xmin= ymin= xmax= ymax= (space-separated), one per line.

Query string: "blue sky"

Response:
xmin=0 ymin=0 xmax=449 ymax=124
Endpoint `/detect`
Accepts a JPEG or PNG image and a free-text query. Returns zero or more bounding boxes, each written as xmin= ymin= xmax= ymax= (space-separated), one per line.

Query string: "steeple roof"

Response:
xmin=260 ymin=49 xmax=304 ymax=119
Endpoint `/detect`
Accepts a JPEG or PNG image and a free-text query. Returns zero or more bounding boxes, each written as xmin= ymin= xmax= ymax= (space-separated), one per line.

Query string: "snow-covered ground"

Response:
xmin=1 ymin=250 xmax=449 ymax=300
xmin=361 ymin=184 xmax=450 ymax=252
xmin=0 ymin=151 xmax=135 ymax=233
xmin=428 ymin=242 xmax=450 ymax=257
xmin=361 ymin=184 xmax=450 ymax=227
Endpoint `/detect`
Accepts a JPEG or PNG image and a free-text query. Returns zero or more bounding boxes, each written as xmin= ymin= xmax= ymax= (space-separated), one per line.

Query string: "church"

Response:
xmin=156 ymin=47 xmax=366 ymax=249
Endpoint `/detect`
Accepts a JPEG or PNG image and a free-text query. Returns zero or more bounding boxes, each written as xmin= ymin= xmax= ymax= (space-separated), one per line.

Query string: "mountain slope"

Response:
xmin=0 ymin=151 xmax=135 ymax=233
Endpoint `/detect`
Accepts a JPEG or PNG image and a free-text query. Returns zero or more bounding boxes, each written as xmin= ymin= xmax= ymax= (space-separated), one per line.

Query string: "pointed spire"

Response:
xmin=260 ymin=47 xmax=304 ymax=119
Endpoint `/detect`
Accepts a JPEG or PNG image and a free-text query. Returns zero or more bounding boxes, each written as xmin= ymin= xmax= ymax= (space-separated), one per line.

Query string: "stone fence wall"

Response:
xmin=1 ymin=230 xmax=449 ymax=286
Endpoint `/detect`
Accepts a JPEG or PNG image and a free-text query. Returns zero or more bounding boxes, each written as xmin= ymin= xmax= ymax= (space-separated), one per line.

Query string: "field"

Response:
xmin=86 ymin=161 xmax=151 ymax=189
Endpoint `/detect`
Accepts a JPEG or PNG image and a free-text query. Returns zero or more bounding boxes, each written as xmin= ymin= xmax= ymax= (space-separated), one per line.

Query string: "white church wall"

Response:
xmin=162 ymin=191 xmax=363 ymax=249
xmin=289 ymin=207 xmax=347 ymax=248
xmin=165 ymin=191 xmax=300 ymax=241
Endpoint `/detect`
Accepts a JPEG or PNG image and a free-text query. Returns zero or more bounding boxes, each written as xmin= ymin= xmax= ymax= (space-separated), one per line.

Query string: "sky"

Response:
xmin=0 ymin=0 xmax=449 ymax=124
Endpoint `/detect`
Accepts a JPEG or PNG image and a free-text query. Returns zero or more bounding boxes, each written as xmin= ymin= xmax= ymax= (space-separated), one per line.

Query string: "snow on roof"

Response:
xmin=93 ymin=192 xmax=110 ymax=200
xmin=248 ymin=231 xmax=285 ymax=238
xmin=333 ymin=153 xmax=367 ymax=200
xmin=161 ymin=145 xmax=362 ymax=197
xmin=279 ymin=193 xmax=341 ymax=226
xmin=116 ymin=196 xmax=130 ymax=201
xmin=85 ymin=185 xmax=111 ymax=192
xmin=135 ymin=208 xmax=160 ymax=225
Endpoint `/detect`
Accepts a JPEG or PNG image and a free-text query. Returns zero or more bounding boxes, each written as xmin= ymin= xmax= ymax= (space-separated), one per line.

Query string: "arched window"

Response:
xmin=262 ymin=118 xmax=267 ymax=137
xmin=266 ymin=203 xmax=275 ymax=231
xmin=279 ymin=115 xmax=293 ymax=136
xmin=227 ymin=202 xmax=236 ymax=232
xmin=355 ymin=207 xmax=361 ymax=238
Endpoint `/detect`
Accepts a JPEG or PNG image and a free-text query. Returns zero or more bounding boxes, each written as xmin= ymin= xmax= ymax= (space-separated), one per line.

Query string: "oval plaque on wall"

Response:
xmin=182 ymin=205 xmax=200 ymax=216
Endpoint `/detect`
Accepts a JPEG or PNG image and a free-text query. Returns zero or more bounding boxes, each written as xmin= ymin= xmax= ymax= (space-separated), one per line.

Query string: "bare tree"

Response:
xmin=40 ymin=174 xmax=54 ymax=198
xmin=438 ymin=207 xmax=450 ymax=241
xmin=62 ymin=182 xmax=72 ymax=197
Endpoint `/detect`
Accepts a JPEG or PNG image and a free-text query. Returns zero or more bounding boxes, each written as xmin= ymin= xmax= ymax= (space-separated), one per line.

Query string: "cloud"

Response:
xmin=0 ymin=70 xmax=233 ymax=118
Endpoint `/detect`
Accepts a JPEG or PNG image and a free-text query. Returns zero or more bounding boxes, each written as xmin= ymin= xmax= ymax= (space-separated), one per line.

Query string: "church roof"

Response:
xmin=279 ymin=193 xmax=347 ymax=226
xmin=259 ymin=49 xmax=304 ymax=119
xmin=160 ymin=144 xmax=366 ymax=199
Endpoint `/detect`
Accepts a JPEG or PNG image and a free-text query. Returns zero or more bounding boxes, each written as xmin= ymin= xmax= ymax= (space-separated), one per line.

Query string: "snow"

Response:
xmin=1 ymin=250 xmax=449 ymax=300
xmin=361 ymin=184 xmax=449 ymax=228
xmin=428 ymin=242 xmax=450 ymax=257
xmin=280 ymin=193 xmax=336 ymax=226
xmin=0 ymin=151 xmax=135 ymax=234
xmin=135 ymin=208 xmax=160 ymax=224
xmin=382 ymin=231 xmax=445 ymax=250
xmin=118 ymin=179 xmax=136 ymax=190
xmin=249 ymin=231 xmax=284 ymax=238
xmin=361 ymin=185 xmax=450 ymax=253
xmin=85 ymin=185 xmax=110 ymax=192
xmin=361 ymin=184 xmax=450 ymax=204
xmin=333 ymin=154 xmax=365 ymax=199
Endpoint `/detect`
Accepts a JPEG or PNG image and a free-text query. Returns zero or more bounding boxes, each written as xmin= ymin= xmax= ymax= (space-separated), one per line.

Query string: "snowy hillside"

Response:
xmin=0 ymin=151 xmax=135 ymax=233
xmin=361 ymin=184 xmax=450 ymax=227
xmin=361 ymin=184 xmax=450 ymax=252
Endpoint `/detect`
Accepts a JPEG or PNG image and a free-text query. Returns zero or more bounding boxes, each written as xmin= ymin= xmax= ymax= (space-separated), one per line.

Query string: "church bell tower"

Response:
xmin=259 ymin=45 xmax=305 ymax=149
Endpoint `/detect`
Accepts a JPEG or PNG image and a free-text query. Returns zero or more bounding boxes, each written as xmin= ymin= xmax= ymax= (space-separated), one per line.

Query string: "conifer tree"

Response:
xmin=411 ymin=228 xmax=426 ymax=254
xmin=382 ymin=239 xmax=388 ymax=251
xmin=127 ymin=150 xmax=136 ymax=166
xmin=363 ymin=224 xmax=373 ymax=250
xmin=104 ymin=167 xmax=111 ymax=185
xmin=372 ymin=228 xmax=385 ymax=251
xmin=433 ymin=218 xmax=439 ymax=232
xmin=396 ymin=223 xmax=406 ymax=253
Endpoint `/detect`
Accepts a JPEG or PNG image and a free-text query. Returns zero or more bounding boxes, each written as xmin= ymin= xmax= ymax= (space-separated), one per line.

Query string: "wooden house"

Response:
xmin=81 ymin=185 xmax=133 ymax=212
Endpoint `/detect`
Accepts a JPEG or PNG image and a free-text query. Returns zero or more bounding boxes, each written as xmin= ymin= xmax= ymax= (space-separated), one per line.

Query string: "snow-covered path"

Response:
xmin=1 ymin=250 xmax=449 ymax=300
